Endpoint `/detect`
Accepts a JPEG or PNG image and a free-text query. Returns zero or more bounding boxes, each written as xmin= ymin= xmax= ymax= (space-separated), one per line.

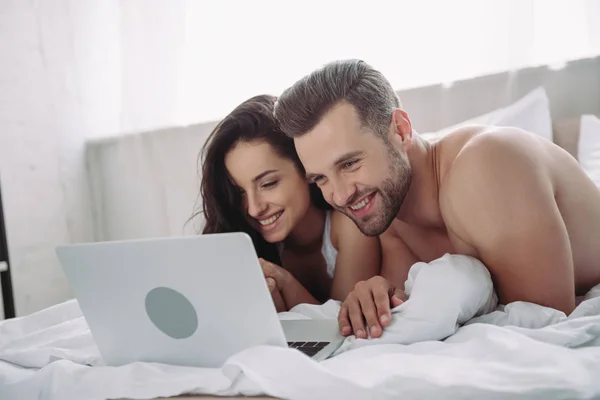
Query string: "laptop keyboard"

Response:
xmin=287 ymin=341 xmax=330 ymax=357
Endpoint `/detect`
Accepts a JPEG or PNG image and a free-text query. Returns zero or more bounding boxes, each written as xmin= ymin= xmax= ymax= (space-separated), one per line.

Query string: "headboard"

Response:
xmin=397 ymin=55 xmax=600 ymax=160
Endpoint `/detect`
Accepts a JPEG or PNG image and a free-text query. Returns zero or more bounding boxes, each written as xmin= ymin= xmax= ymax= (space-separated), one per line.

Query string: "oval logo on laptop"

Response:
xmin=144 ymin=287 xmax=198 ymax=339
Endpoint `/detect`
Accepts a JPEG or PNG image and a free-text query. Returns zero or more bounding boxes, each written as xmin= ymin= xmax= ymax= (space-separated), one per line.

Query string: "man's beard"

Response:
xmin=338 ymin=145 xmax=412 ymax=237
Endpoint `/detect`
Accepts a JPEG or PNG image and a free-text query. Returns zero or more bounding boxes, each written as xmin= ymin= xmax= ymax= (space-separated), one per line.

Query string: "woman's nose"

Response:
xmin=247 ymin=193 xmax=268 ymax=217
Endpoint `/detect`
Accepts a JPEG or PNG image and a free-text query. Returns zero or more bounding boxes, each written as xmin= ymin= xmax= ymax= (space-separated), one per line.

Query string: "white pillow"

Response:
xmin=577 ymin=114 xmax=600 ymax=188
xmin=422 ymin=87 xmax=553 ymax=142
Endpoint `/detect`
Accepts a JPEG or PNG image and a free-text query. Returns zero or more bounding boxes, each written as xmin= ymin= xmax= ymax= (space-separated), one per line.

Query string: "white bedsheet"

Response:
xmin=1 ymin=253 xmax=600 ymax=400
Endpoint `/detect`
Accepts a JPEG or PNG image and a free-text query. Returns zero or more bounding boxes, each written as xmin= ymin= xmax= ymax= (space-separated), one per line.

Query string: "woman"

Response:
xmin=193 ymin=94 xmax=381 ymax=311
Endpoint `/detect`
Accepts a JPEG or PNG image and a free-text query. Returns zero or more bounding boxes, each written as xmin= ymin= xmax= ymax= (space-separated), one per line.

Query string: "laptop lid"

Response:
xmin=56 ymin=232 xmax=288 ymax=368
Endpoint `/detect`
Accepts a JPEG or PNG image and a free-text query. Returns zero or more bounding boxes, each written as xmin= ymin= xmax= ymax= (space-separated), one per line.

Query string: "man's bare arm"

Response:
xmin=379 ymin=232 xmax=417 ymax=299
xmin=440 ymin=130 xmax=576 ymax=314
xmin=335 ymin=232 xmax=413 ymax=338
xmin=329 ymin=211 xmax=382 ymax=302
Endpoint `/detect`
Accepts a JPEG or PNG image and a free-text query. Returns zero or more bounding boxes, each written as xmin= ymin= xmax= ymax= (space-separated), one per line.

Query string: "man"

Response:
xmin=273 ymin=59 xmax=600 ymax=340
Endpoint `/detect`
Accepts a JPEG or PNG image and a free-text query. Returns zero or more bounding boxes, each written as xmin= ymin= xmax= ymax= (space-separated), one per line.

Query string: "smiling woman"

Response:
xmin=196 ymin=95 xmax=329 ymax=260
xmin=224 ymin=140 xmax=311 ymax=244
xmin=193 ymin=95 xmax=382 ymax=312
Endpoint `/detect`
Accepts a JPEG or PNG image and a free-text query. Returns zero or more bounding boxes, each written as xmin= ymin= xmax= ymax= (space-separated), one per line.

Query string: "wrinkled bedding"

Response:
xmin=1 ymin=254 xmax=600 ymax=400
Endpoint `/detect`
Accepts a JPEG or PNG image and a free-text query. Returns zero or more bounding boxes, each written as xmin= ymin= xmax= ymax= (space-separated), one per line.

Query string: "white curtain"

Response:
xmin=175 ymin=0 xmax=600 ymax=129
xmin=83 ymin=0 xmax=600 ymax=140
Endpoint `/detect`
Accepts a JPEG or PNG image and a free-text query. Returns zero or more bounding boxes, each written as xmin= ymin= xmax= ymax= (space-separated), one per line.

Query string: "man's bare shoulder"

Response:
xmin=438 ymin=127 xmax=553 ymax=239
xmin=440 ymin=126 xmax=549 ymax=186
xmin=429 ymin=125 xmax=501 ymax=180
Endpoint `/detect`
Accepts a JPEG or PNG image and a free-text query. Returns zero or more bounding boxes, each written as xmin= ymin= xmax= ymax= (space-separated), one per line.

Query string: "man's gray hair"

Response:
xmin=273 ymin=59 xmax=401 ymax=138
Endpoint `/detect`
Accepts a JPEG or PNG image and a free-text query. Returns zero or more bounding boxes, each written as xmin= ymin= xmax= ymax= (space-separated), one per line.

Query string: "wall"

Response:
xmin=0 ymin=0 xmax=122 ymax=318
xmin=0 ymin=0 xmax=194 ymax=318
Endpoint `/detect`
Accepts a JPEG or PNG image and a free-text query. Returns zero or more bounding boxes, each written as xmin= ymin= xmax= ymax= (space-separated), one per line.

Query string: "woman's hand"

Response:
xmin=259 ymin=258 xmax=290 ymax=312
xmin=258 ymin=258 xmax=320 ymax=309
xmin=259 ymin=258 xmax=291 ymax=292
xmin=269 ymin=280 xmax=287 ymax=312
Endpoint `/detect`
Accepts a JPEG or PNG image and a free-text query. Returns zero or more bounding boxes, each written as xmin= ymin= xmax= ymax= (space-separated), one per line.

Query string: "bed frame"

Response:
xmin=0 ymin=180 xmax=16 ymax=319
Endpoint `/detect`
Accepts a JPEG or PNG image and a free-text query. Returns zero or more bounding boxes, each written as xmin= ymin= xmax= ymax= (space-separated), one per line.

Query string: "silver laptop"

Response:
xmin=56 ymin=233 xmax=344 ymax=368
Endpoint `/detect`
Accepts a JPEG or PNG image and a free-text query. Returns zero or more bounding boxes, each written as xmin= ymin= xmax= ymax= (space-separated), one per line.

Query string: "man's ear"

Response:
xmin=388 ymin=109 xmax=413 ymax=151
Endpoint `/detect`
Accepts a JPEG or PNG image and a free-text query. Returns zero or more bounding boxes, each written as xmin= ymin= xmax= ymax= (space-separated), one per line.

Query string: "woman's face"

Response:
xmin=225 ymin=140 xmax=311 ymax=243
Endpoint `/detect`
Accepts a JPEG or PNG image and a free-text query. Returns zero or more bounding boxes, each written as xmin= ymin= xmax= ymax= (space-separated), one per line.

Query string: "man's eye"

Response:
xmin=312 ymin=176 xmax=325 ymax=184
xmin=343 ymin=160 xmax=358 ymax=169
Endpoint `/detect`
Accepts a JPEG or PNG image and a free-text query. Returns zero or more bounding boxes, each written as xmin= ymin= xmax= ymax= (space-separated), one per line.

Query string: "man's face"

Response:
xmin=294 ymin=102 xmax=412 ymax=237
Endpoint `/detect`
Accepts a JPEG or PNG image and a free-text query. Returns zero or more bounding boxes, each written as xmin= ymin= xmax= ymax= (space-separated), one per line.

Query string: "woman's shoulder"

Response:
xmin=329 ymin=209 xmax=349 ymax=231
xmin=329 ymin=210 xmax=379 ymax=249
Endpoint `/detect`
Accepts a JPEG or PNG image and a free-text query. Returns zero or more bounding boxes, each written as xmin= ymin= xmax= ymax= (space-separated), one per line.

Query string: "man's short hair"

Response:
xmin=274 ymin=59 xmax=401 ymax=139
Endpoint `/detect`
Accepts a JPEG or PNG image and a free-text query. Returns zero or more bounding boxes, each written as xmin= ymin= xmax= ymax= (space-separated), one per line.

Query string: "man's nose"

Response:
xmin=331 ymin=177 xmax=355 ymax=208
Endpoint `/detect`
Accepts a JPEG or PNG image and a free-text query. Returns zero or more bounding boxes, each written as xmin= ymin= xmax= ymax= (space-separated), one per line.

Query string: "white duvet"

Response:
xmin=1 ymin=253 xmax=600 ymax=400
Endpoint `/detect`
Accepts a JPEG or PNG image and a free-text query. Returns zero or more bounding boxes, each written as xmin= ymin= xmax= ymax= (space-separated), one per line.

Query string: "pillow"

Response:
xmin=422 ymin=87 xmax=553 ymax=142
xmin=577 ymin=114 xmax=600 ymax=188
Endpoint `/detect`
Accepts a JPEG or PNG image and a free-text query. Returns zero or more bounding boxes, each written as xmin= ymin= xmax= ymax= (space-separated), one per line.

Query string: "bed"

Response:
xmin=1 ymin=252 xmax=600 ymax=400
xmin=2 ymin=56 xmax=600 ymax=400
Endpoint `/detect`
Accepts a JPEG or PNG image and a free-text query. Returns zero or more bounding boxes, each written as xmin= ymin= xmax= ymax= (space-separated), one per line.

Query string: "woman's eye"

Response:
xmin=262 ymin=180 xmax=278 ymax=188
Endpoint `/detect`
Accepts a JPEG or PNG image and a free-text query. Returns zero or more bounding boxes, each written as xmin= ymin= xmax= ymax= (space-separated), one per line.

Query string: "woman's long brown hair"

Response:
xmin=190 ymin=94 xmax=330 ymax=264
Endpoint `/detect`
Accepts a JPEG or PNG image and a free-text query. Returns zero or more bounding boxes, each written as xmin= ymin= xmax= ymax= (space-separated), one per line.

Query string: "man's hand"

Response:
xmin=338 ymin=276 xmax=405 ymax=339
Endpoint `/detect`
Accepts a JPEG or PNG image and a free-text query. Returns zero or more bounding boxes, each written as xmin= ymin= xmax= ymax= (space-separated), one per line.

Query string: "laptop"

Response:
xmin=55 ymin=232 xmax=345 ymax=368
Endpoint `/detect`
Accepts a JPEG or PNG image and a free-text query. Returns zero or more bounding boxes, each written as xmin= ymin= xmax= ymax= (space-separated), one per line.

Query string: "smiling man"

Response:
xmin=273 ymin=59 xmax=600 ymax=340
